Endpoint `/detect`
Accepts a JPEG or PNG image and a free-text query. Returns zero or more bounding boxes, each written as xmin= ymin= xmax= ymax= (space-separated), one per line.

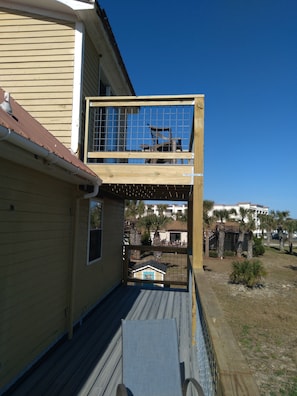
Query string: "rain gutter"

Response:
xmin=0 ymin=124 xmax=101 ymax=191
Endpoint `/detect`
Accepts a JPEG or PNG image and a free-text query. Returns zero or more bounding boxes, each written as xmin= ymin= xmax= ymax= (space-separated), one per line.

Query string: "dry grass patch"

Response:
xmin=203 ymin=247 xmax=297 ymax=395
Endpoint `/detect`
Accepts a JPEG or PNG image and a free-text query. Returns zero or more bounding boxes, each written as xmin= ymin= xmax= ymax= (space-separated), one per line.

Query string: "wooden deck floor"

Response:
xmin=5 ymin=285 xmax=192 ymax=396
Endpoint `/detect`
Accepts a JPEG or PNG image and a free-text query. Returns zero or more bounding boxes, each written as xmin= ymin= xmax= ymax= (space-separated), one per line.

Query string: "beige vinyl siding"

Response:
xmin=0 ymin=158 xmax=75 ymax=389
xmin=73 ymin=197 xmax=124 ymax=322
xmin=82 ymin=32 xmax=100 ymax=97
xmin=0 ymin=10 xmax=75 ymax=147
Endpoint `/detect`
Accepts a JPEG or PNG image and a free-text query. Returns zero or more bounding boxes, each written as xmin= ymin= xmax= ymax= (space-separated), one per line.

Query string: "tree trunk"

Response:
xmin=266 ymin=230 xmax=272 ymax=247
xmin=205 ymin=229 xmax=210 ymax=257
xmin=236 ymin=231 xmax=244 ymax=258
xmin=130 ymin=227 xmax=141 ymax=260
xmin=218 ymin=225 xmax=225 ymax=259
xmin=247 ymin=231 xmax=254 ymax=259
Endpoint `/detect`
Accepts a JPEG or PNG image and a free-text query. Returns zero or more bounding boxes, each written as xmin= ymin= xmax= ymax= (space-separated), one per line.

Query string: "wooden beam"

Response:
xmin=87 ymin=151 xmax=193 ymax=160
xmin=88 ymin=164 xmax=194 ymax=185
xmin=192 ymin=97 xmax=204 ymax=270
xmin=86 ymin=94 xmax=204 ymax=108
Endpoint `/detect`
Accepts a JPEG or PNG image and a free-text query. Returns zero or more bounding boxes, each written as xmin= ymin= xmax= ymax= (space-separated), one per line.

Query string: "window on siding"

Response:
xmin=143 ymin=271 xmax=154 ymax=280
xmin=88 ymin=199 xmax=103 ymax=264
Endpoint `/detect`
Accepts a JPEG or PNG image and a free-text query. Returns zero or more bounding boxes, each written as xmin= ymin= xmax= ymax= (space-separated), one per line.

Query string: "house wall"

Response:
xmin=73 ymin=196 xmax=125 ymax=323
xmin=0 ymin=9 xmax=75 ymax=148
xmin=0 ymin=157 xmax=75 ymax=390
xmin=83 ymin=32 xmax=101 ymax=97
xmin=154 ymin=230 xmax=188 ymax=245
xmin=0 ymin=156 xmax=125 ymax=390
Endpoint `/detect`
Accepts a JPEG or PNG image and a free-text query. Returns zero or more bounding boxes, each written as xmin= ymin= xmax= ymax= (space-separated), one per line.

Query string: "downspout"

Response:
xmin=68 ymin=182 xmax=100 ymax=339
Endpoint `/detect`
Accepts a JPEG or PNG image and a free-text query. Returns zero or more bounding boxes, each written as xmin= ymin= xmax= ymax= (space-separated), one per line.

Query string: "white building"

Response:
xmin=144 ymin=201 xmax=269 ymax=235
xmin=209 ymin=202 xmax=269 ymax=235
xmin=144 ymin=203 xmax=187 ymax=219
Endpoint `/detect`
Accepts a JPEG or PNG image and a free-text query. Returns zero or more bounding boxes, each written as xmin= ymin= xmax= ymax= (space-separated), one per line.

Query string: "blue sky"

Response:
xmin=99 ymin=0 xmax=297 ymax=217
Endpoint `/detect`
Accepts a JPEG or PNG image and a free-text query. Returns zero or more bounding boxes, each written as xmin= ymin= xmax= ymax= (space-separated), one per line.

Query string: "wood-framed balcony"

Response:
xmin=83 ymin=95 xmax=204 ymax=201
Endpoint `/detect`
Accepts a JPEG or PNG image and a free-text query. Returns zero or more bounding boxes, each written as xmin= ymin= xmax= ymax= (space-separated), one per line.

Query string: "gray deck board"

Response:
xmin=4 ymin=286 xmax=191 ymax=396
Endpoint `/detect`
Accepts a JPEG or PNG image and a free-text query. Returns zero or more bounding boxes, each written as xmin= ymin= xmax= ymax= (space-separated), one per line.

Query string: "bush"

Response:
xmin=224 ymin=250 xmax=235 ymax=257
xmin=141 ymin=233 xmax=151 ymax=245
xmin=253 ymin=237 xmax=265 ymax=257
xmin=209 ymin=250 xmax=218 ymax=258
xmin=229 ymin=259 xmax=267 ymax=287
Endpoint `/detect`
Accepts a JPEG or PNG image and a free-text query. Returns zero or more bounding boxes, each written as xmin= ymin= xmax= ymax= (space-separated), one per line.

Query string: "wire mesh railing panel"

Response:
xmin=187 ymin=267 xmax=216 ymax=396
xmin=123 ymin=245 xmax=188 ymax=288
xmin=195 ymin=289 xmax=217 ymax=396
xmin=87 ymin=104 xmax=194 ymax=164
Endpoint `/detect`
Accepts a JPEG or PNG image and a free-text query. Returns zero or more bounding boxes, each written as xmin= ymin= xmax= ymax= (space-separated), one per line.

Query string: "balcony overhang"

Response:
xmin=99 ymin=182 xmax=192 ymax=201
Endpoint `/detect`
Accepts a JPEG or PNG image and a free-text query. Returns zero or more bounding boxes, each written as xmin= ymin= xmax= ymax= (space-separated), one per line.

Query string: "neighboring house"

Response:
xmin=156 ymin=220 xmax=188 ymax=245
xmin=131 ymin=261 xmax=167 ymax=287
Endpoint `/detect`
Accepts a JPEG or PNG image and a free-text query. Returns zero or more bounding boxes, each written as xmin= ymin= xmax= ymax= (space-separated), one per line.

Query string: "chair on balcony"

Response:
xmin=141 ymin=125 xmax=182 ymax=163
xmin=116 ymin=319 xmax=204 ymax=396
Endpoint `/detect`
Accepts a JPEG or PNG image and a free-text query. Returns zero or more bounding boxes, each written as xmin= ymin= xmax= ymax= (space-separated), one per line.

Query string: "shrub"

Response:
xmin=141 ymin=233 xmax=151 ymax=245
xmin=224 ymin=250 xmax=235 ymax=257
xmin=229 ymin=259 xmax=267 ymax=287
xmin=209 ymin=250 xmax=218 ymax=258
xmin=253 ymin=237 xmax=265 ymax=257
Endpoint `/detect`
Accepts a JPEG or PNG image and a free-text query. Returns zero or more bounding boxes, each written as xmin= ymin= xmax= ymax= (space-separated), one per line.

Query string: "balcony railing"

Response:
xmin=83 ymin=95 xmax=199 ymax=165
xmin=120 ymin=247 xmax=261 ymax=395
xmin=123 ymin=244 xmax=188 ymax=288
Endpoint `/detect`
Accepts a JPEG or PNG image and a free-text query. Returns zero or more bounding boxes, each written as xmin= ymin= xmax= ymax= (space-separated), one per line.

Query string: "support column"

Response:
xmin=192 ymin=96 xmax=204 ymax=270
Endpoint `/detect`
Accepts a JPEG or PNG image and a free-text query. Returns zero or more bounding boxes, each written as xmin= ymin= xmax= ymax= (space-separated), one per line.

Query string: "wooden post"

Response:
xmin=83 ymin=97 xmax=90 ymax=164
xmin=192 ymin=96 xmax=204 ymax=271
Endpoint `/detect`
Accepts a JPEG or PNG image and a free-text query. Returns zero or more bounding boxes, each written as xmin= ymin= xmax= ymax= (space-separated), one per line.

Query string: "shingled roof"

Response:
xmin=0 ymin=87 xmax=100 ymax=184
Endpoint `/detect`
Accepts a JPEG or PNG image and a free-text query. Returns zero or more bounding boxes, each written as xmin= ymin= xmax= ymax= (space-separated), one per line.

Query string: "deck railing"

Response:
xmin=190 ymin=258 xmax=261 ymax=396
xmin=122 ymin=244 xmax=188 ymax=288
xmin=83 ymin=95 xmax=198 ymax=165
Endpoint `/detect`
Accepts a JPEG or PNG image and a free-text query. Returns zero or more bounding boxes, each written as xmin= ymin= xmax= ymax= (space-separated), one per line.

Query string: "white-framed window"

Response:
xmin=88 ymin=199 xmax=103 ymax=264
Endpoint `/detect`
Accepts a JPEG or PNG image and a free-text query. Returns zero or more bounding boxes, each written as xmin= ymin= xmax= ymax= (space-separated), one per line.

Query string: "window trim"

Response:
xmin=87 ymin=199 xmax=103 ymax=265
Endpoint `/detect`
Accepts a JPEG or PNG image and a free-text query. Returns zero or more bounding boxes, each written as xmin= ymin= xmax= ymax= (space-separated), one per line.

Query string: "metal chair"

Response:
xmin=141 ymin=125 xmax=182 ymax=163
xmin=117 ymin=319 xmax=204 ymax=396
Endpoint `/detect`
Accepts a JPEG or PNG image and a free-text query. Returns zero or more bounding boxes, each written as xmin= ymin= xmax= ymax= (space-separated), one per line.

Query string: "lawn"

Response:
xmin=203 ymin=246 xmax=297 ymax=396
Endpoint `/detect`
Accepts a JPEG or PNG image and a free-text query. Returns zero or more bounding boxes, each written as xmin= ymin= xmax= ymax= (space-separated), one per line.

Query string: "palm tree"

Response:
xmin=156 ymin=204 xmax=168 ymax=217
xmin=284 ymin=218 xmax=297 ymax=254
xmin=245 ymin=212 xmax=256 ymax=259
xmin=276 ymin=210 xmax=290 ymax=251
xmin=138 ymin=214 xmax=156 ymax=238
xmin=213 ymin=208 xmax=236 ymax=259
xmin=152 ymin=214 xmax=172 ymax=234
xmin=203 ymin=200 xmax=215 ymax=258
xmin=125 ymin=200 xmax=145 ymax=223
xmin=237 ymin=207 xmax=249 ymax=258
xmin=125 ymin=200 xmax=145 ymax=249
xmin=258 ymin=211 xmax=276 ymax=247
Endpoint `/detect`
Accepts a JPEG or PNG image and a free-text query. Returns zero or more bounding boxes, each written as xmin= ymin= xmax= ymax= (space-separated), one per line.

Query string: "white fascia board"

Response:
xmin=71 ymin=21 xmax=84 ymax=154
xmin=0 ymin=1 xmax=94 ymax=21
xmin=132 ymin=265 xmax=166 ymax=275
xmin=56 ymin=0 xmax=94 ymax=11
